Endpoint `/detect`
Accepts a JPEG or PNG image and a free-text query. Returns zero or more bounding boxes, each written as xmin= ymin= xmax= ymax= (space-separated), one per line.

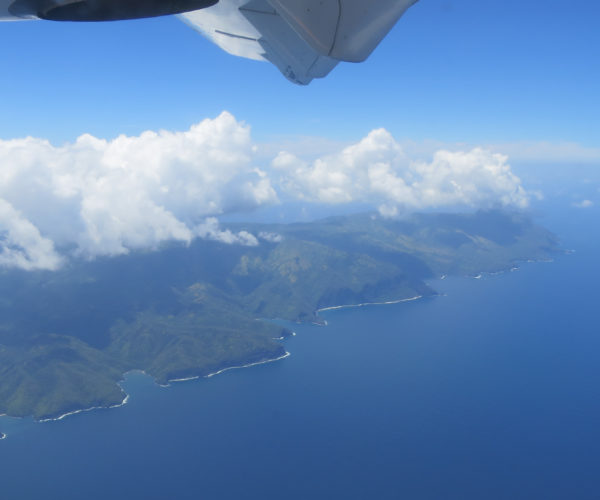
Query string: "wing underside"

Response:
xmin=180 ymin=0 xmax=418 ymax=85
xmin=0 ymin=0 xmax=418 ymax=84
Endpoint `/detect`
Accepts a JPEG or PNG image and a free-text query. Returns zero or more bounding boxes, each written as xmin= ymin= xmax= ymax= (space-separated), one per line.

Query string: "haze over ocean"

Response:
xmin=1 ymin=177 xmax=598 ymax=499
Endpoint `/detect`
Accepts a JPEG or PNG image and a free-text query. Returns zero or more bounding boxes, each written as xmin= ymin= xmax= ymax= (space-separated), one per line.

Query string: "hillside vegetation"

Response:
xmin=0 ymin=210 xmax=558 ymax=419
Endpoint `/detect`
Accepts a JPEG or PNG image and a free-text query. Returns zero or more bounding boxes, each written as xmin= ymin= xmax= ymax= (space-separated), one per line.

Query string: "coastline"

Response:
xmin=169 ymin=351 xmax=291 ymax=383
xmin=38 ymin=392 xmax=131 ymax=424
xmin=317 ymin=295 xmax=423 ymax=313
xmin=6 ymin=258 xmax=559 ymax=425
xmin=467 ymin=254 xmax=558 ymax=281
xmin=35 ymin=351 xmax=292 ymax=423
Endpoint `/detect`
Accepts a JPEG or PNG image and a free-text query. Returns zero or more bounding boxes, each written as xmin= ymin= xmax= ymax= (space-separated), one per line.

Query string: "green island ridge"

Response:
xmin=0 ymin=210 xmax=558 ymax=421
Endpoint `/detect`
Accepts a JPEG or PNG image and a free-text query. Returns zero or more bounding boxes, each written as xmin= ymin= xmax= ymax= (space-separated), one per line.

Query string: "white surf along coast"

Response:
xmin=317 ymin=295 xmax=423 ymax=313
xmin=38 ymin=393 xmax=131 ymax=423
xmin=168 ymin=351 xmax=291 ymax=383
xmin=37 ymin=351 xmax=293 ymax=423
xmin=30 ymin=294 xmax=425 ymax=423
xmin=3 ymin=272 xmax=539 ymax=425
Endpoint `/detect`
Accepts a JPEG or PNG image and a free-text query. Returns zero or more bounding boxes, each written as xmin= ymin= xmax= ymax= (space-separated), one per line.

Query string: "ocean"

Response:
xmin=1 ymin=200 xmax=598 ymax=499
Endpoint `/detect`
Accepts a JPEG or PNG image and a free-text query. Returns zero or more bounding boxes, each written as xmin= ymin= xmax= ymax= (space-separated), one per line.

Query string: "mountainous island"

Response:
xmin=0 ymin=210 xmax=558 ymax=421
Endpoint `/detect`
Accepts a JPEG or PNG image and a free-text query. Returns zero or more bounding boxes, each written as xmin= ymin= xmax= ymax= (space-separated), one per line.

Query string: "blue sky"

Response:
xmin=0 ymin=0 xmax=598 ymax=147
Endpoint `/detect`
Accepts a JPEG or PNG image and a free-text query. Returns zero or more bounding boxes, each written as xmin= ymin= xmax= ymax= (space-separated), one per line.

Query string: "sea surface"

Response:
xmin=1 ymin=201 xmax=599 ymax=499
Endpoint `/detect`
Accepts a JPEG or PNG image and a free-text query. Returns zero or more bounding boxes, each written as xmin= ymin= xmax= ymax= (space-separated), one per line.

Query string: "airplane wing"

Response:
xmin=180 ymin=0 xmax=419 ymax=85
xmin=1 ymin=0 xmax=419 ymax=85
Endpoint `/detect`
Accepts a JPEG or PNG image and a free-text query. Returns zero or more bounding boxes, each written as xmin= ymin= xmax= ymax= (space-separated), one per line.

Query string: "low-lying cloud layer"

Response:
xmin=0 ymin=112 xmax=531 ymax=270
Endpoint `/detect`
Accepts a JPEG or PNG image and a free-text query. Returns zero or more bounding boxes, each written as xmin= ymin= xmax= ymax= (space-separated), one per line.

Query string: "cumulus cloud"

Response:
xmin=0 ymin=114 xmax=532 ymax=271
xmin=195 ymin=217 xmax=258 ymax=246
xmin=272 ymin=129 xmax=530 ymax=215
xmin=0 ymin=112 xmax=277 ymax=269
xmin=573 ymin=199 xmax=594 ymax=208
xmin=0 ymin=199 xmax=63 ymax=271
xmin=258 ymin=231 xmax=284 ymax=243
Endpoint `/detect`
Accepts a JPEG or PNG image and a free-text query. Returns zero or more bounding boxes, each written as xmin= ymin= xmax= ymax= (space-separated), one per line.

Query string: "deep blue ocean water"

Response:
xmin=1 ymin=200 xmax=598 ymax=499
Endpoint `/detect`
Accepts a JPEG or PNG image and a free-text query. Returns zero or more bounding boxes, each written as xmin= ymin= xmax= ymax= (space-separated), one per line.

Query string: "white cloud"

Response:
xmin=272 ymin=129 xmax=530 ymax=213
xmin=0 ymin=112 xmax=277 ymax=269
xmin=573 ymin=199 xmax=594 ymax=208
xmin=258 ymin=231 xmax=283 ymax=243
xmin=0 ymin=115 xmax=535 ymax=271
xmin=0 ymin=199 xmax=63 ymax=271
xmin=194 ymin=217 xmax=258 ymax=246
xmin=396 ymin=139 xmax=600 ymax=165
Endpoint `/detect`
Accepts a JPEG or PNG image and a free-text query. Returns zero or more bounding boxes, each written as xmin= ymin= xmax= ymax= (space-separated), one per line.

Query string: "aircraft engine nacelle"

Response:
xmin=8 ymin=0 xmax=218 ymax=21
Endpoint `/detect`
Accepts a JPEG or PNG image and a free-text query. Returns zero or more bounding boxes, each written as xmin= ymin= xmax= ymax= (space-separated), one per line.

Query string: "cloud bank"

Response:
xmin=272 ymin=129 xmax=529 ymax=216
xmin=0 ymin=112 xmax=275 ymax=269
xmin=573 ymin=199 xmax=594 ymax=208
xmin=0 ymin=113 xmax=531 ymax=270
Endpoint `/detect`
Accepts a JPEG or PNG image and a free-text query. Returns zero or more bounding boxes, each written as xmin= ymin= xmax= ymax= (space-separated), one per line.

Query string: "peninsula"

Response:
xmin=0 ymin=210 xmax=558 ymax=421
